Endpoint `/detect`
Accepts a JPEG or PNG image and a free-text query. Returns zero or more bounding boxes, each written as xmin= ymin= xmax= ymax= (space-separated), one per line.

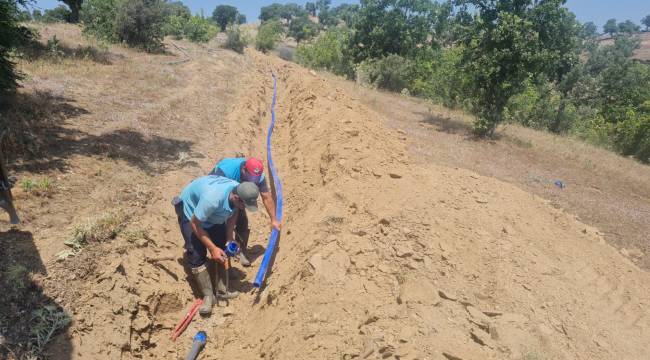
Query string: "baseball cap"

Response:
xmin=243 ymin=158 xmax=264 ymax=181
xmin=235 ymin=182 xmax=259 ymax=212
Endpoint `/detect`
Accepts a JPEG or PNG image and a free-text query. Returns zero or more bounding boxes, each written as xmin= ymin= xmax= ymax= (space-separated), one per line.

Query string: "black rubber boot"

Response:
xmin=191 ymin=265 xmax=215 ymax=316
xmin=235 ymin=228 xmax=251 ymax=267
xmin=216 ymin=264 xmax=239 ymax=299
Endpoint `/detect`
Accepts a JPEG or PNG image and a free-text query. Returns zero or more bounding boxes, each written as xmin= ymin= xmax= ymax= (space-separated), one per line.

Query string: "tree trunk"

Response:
xmin=62 ymin=0 xmax=81 ymax=23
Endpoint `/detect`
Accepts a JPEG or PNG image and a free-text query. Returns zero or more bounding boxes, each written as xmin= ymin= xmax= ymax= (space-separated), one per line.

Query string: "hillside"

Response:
xmin=2 ymin=24 xmax=650 ymax=360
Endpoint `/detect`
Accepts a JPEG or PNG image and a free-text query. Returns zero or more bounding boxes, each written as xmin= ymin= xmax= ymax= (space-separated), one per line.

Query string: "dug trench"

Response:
xmin=4 ymin=27 xmax=650 ymax=359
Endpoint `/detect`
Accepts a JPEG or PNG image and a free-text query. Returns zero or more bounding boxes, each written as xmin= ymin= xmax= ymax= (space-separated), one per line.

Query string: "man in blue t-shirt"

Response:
xmin=173 ymin=176 xmax=260 ymax=316
xmin=210 ymin=157 xmax=280 ymax=266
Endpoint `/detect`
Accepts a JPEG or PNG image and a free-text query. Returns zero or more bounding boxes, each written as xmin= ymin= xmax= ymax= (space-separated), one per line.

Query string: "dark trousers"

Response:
xmin=235 ymin=208 xmax=249 ymax=248
xmin=174 ymin=201 xmax=227 ymax=268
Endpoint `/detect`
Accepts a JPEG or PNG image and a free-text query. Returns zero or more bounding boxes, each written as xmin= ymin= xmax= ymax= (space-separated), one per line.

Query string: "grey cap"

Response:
xmin=236 ymin=182 xmax=259 ymax=212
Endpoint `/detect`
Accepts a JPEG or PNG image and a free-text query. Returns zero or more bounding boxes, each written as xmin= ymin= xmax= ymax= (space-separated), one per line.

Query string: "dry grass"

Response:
xmin=324 ymin=70 xmax=650 ymax=269
xmin=58 ymin=210 xmax=129 ymax=260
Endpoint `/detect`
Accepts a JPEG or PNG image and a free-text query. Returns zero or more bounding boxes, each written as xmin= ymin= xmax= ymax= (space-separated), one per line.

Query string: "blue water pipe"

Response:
xmin=254 ymin=74 xmax=283 ymax=288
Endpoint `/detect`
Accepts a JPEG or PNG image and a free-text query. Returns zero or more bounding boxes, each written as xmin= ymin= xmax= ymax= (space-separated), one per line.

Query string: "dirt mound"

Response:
xmin=7 ymin=25 xmax=650 ymax=359
xmin=208 ymin=56 xmax=650 ymax=360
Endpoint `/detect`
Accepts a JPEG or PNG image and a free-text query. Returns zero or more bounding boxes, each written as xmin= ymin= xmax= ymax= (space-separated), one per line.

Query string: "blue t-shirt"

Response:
xmin=179 ymin=176 xmax=238 ymax=227
xmin=209 ymin=157 xmax=269 ymax=193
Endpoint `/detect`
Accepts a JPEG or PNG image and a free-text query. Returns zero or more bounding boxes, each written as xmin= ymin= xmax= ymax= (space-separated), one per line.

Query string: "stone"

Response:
xmin=389 ymin=173 xmax=402 ymax=179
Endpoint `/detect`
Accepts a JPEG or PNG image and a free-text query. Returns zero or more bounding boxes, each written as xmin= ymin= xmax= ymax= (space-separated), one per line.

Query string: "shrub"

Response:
xmin=182 ymin=15 xmax=217 ymax=43
xmin=224 ymin=26 xmax=249 ymax=54
xmin=295 ymin=28 xmax=355 ymax=78
xmin=356 ymin=54 xmax=413 ymax=92
xmin=504 ymin=80 xmax=566 ymax=131
xmin=163 ymin=14 xmax=186 ymax=39
xmin=276 ymin=45 xmax=294 ymax=61
xmin=614 ymin=112 xmax=650 ymax=162
xmin=255 ymin=20 xmax=283 ymax=53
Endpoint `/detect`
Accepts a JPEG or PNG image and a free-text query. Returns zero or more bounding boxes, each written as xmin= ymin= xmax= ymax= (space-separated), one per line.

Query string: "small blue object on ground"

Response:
xmin=554 ymin=180 xmax=565 ymax=189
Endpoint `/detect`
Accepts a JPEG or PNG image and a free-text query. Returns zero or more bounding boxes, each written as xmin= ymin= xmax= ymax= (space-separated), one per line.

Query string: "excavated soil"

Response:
xmin=2 ymin=25 xmax=650 ymax=360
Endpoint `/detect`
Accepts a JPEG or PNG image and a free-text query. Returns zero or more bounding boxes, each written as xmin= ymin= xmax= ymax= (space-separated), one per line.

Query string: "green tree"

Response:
xmin=212 ymin=5 xmax=238 ymax=32
xmin=1 ymin=0 xmax=34 ymax=93
xmin=255 ymin=19 xmax=283 ymax=52
xmin=457 ymin=0 xmax=580 ymax=136
xmin=32 ymin=9 xmax=42 ymax=21
xmin=237 ymin=13 xmax=246 ymax=24
xmin=58 ymin=0 xmax=82 ymax=22
xmin=618 ymin=20 xmax=640 ymax=34
xmin=115 ymin=0 xmax=166 ymax=52
xmin=43 ymin=5 xmax=71 ymax=22
xmin=331 ymin=3 xmax=359 ymax=27
xmin=604 ymin=18 xmax=617 ymax=35
xmin=305 ymin=2 xmax=316 ymax=16
xmin=350 ymin=0 xmax=438 ymax=62
xmin=643 ymin=15 xmax=650 ymax=31
xmin=259 ymin=3 xmax=285 ymax=22
xmin=16 ymin=9 xmax=30 ymax=21
xmin=581 ymin=21 xmax=598 ymax=38
xmin=163 ymin=1 xmax=191 ymax=19
xmin=288 ymin=15 xmax=318 ymax=43
xmin=81 ymin=0 xmax=120 ymax=42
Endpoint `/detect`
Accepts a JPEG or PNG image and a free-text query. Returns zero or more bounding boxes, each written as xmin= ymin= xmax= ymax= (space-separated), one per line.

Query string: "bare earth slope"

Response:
xmin=2 ymin=24 xmax=650 ymax=360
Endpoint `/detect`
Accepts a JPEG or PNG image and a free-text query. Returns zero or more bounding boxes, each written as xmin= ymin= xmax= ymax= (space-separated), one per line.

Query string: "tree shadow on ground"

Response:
xmin=416 ymin=111 xmax=473 ymax=135
xmin=19 ymin=39 xmax=121 ymax=65
xmin=0 ymin=229 xmax=72 ymax=360
xmin=1 ymin=90 xmax=195 ymax=175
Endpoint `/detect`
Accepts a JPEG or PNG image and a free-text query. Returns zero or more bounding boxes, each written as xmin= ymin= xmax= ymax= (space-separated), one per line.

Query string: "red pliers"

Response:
xmin=171 ymin=298 xmax=203 ymax=341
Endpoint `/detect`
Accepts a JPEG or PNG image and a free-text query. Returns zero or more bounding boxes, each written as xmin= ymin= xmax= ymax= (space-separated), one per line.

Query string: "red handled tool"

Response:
xmin=172 ymin=298 xmax=203 ymax=341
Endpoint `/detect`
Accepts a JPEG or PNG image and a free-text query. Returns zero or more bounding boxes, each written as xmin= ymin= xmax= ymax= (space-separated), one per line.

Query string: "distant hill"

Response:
xmin=598 ymin=32 xmax=650 ymax=62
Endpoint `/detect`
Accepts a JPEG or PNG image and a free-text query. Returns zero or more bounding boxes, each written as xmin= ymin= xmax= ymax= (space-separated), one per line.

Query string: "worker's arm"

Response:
xmin=191 ymin=216 xmax=226 ymax=263
xmin=260 ymin=191 xmax=280 ymax=230
xmin=226 ymin=209 xmax=238 ymax=243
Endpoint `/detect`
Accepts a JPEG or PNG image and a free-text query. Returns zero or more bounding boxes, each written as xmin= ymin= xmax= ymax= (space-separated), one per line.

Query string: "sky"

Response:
xmin=29 ymin=0 xmax=650 ymax=30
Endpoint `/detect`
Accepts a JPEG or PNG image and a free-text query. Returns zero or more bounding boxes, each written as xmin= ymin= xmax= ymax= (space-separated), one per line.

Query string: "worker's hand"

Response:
xmin=271 ymin=219 xmax=281 ymax=231
xmin=208 ymin=246 xmax=227 ymax=264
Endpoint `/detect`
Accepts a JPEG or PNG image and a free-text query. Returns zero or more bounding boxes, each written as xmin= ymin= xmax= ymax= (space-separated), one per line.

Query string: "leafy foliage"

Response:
xmin=288 ymin=15 xmax=318 ymax=43
xmin=255 ymin=19 xmax=283 ymax=53
xmin=182 ymin=15 xmax=217 ymax=42
xmin=212 ymin=4 xmax=239 ymax=32
xmin=350 ymin=0 xmax=440 ymax=62
xmin=1 ymin=0 xmax=34 ymax=93
xmin=356 ymin=54 xmax=414 ymax=92
xmin=617 ymin=20 xmax=640 ymax=34
xmin=224 ymin=25 xmax=249 ymax=54
xmin=114 ymin=0 xmax=166 ymax=52
xmin=43 ymin=4 xmax=71 ymax=23
xmin=81 ymin=0 xmax=166 ymax=52
xmin=163 ymin=0 xmax=191 ymax=19
xmin=295 ymin=27 xmax=354 ymax=78
xmin=604 ymin=18 xmax=617 ymax=35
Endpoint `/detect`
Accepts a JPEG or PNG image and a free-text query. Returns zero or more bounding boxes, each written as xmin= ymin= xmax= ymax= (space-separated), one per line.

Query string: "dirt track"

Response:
xmin=2 ymin=25 xmax=650 ymax=360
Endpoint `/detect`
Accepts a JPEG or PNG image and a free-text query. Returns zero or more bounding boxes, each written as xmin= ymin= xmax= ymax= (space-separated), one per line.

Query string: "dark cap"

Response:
xmin=236 ymin=182 xmax=259 ymax=212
